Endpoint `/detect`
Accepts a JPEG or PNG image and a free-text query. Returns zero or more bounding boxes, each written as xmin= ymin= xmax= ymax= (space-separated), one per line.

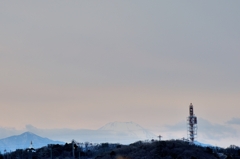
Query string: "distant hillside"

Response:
xmin=8 ymin=122 xmax=158 ymax=144
xmin=0 ymin=132 xmax=64 ymax=152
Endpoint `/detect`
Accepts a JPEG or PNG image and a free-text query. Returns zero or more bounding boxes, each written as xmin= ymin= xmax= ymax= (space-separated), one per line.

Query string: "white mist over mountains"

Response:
xmin=0 ymin=118 xmax=239 ymax=148
xmin=0 ymin=119 xmax=239 ymax=150
xmin=0 ymin=122 xmax=157 ymax=145
xmin=0 ymin=121 xmax=160 ymax=152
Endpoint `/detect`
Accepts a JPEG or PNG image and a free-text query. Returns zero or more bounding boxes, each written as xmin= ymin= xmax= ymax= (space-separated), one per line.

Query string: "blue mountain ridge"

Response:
xmin=0 ymin=132 xmax=64 ymax=153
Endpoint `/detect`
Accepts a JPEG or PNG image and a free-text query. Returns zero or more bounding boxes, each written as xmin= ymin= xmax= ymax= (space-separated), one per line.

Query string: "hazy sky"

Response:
xmin=1 ymin=1 xmax=240 ymax=147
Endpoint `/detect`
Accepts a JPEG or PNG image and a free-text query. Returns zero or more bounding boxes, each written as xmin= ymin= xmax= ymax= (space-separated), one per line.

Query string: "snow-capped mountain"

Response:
xmin=0 ymin=132 xmax=64 ymax=152
xmin=98 ymin=121 xmax=157 ymax=141
xmin=0 ymin=122 xmax=157 ymax=146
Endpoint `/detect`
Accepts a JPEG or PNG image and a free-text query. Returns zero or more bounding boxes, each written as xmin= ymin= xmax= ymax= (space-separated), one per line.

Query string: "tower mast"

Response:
xmin=187 ymin=103 xmax=197 ymax=143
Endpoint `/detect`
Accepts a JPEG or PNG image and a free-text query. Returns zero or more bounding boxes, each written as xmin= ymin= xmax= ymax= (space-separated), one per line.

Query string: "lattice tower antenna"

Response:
xmin=187 ymin=103 xmax=198 ymax=143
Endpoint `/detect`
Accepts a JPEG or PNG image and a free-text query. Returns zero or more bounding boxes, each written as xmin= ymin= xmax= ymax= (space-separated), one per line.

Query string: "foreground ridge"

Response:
xmin=2 ymin=139 xmax=239 ymax=159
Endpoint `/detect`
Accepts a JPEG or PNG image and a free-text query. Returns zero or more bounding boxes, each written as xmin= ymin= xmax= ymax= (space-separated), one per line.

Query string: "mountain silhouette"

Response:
xmin=0 ymin=132 xmax=64 ymax=152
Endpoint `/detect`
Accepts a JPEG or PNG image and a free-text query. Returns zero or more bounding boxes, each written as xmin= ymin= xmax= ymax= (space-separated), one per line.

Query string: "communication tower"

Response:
xmin=187 ymin=103 xmax=197 ymax=143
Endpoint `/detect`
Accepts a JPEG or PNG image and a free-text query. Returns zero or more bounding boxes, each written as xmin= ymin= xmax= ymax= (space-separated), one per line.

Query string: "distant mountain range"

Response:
xmin=0 ymin=122 xmax=214 ymax=152
xmin=32 ymin=121 xmax=157 ymax=144
xmin=0 ymin=132 xmax=64 ymax=153
xmin=0 ymin=122 xmax=157 ymax=146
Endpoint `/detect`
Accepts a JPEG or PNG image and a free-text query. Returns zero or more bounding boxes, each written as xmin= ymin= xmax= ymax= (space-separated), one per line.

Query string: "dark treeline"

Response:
xmin=0 ymin=140 xmax=240 ymax=159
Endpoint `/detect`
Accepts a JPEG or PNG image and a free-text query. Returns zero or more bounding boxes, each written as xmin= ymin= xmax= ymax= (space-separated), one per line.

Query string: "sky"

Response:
xmin=1 ymin=1 xmax=240 ymax=147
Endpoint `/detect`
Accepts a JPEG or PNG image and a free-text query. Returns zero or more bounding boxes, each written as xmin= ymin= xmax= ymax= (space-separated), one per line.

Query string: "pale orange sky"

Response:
xmin=1 ymin=1 xmax=240 ymax=147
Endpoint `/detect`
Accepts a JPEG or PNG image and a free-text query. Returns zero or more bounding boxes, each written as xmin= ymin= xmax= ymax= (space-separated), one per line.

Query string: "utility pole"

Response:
xmin=72 ymin=140 xmax=75 ymax=159
xmin=48 ymin=144 xmax=53 ymax=159
xmin=72 ymin=139 xmax=81 ymax=159
xmin=3 ymin=149 xmax=6 ymax=159
xmin=51 ymin=147 xmax=52 ymax=159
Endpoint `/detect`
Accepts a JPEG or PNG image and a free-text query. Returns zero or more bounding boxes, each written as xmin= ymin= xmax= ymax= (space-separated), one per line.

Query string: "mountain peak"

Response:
xmin=98 ymin=121 xmax=144 ymax=131
xmin=98 ymin=121 xmax=157 ymax=141
xmin=19 ymin=131 xmax=39 ymax=138
xmin=0 ymin=132 xmax=64 ymax=152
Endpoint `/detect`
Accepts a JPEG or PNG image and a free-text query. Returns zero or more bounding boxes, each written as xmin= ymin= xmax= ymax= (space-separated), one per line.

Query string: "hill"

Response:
xmin=4 ymin=140 xmax=238 ymax=159
xmin=0 ymin=132 xmax=64 ymax=152
xmin=95 ymin=140 xmax=220 ymax=159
